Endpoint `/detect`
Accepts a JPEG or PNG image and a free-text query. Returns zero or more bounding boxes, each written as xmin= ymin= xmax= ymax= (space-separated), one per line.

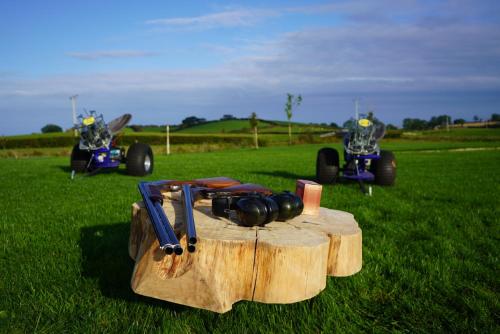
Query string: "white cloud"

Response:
xmin=4 ymin=20 xmax=500 ymax=98
xmin=145 ymin=9 xmax=279 ymax=30
xmin=66 ymin=50 xmax=158 ymax=60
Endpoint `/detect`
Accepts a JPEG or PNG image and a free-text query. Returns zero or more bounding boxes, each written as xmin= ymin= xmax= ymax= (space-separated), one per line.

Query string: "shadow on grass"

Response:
xmin=57 ymin=165 xmax=72 ymax=173
xmin=79 ymin=223 xmax=188 ymax=312
xmin=252 ymin=170 xmax=369 ymax=195
xmin=56 ymin=165 xmax=129 ymax=176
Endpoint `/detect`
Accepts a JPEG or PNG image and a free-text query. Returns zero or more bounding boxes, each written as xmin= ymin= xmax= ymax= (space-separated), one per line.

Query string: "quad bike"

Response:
xmin=316 ymin=115 xmax=396 ymax=193
xmin=70 ymin=111 xmax=154 ymax=176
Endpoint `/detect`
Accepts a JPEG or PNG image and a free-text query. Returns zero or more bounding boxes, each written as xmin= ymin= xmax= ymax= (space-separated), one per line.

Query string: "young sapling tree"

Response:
xmin=284 ymin=93 xmax=302 ymax=145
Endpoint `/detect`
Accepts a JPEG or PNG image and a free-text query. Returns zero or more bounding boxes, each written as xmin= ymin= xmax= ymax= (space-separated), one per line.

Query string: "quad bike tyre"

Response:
xmin=70 ymin=144 xmax=91 ymax=173
xmin=370 ymin=150 xmax=396 ymax=185
xmin=126 ymin=143 xmax=154 ymax=176
xmin=316 ymin=147 xmax=339 ymax=184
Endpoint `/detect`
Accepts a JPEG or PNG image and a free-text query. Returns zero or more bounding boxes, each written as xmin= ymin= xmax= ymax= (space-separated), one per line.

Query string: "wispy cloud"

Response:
xmin=145 ymin=9 xmax=279 ymax=30
xmin=144 ymin=1 xmax=449 ymax=32
xmin=66 ymin=50 xmax=158 ymax=60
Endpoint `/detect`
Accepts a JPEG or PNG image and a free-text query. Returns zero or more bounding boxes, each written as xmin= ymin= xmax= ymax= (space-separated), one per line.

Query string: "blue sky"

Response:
xmin=1 ymin=0 xmax=499 ymax=135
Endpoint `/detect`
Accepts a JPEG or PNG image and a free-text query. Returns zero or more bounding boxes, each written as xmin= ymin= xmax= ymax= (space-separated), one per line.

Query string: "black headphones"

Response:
xmin=270 ymin=191 xmax=304 ymax=221
xmin=212 ymin=191 xmax=303 ymax=227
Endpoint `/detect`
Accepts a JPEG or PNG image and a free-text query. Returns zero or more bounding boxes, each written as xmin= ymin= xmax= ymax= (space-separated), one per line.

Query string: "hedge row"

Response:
xmin=0 ymin=136 xmax=78 ymax=149
xmin=0 ymin=134 xmax=265 ymax=149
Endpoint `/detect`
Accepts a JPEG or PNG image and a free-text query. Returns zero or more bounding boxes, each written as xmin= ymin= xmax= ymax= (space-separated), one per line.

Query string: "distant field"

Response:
xmin=174 ymin=119 xmax=332 ymax=134
xmin=402 ymin=128 xmax=500 ymax=140
xmin=0 ymin=141 xmax=498 ymax=332
xmin=175 ymin=119 xmax=260 ymax=133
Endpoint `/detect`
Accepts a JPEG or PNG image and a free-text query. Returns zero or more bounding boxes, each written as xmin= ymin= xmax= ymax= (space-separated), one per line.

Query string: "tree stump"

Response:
xmin=129 ymin=194 xmax=362 ymax=313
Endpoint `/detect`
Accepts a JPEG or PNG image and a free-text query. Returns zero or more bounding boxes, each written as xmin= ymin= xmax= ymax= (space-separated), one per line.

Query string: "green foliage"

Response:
xmin=403 ymin=118 xmax=429 ymax=130
xmin=384 ymin=130 xmax=403 ymax=138
xmin=221 ymin=114 xmax=237 ymax=121
xmin=490 ymin=113 xmax=500 ymax=121
xmin=329 ymin=122 xmax=339 ymax=128
xmin=2 ymin=134 xmax=78 ymax=149
xmin=0 ymin=142 xmax=498 ymax=332
xmin=129 ymin=125 xmax=143 ymax=132
xmin=284 ymin=93 xmax=302 ymax=121
xmin=176 ymin=120 xmax=253 ymax=133
xmin=0 ymin=133 xmax=263 ymax=149
xmin=249 ymin=112 xmax=259 ymax=129
xmin=41 ymin=124 xmax=63 ymax=133
xmin=119 ymin=134 xmax=260 ymax=146
xmin=284 ymin=93 xmax=303 ymax=144
xmin=428 ymin=115 xmax=452 ymax=128
xmin=343 ymin=119 xmax=355 ymax=129
xmin=181 ymin=116 xmax=207 ymax=128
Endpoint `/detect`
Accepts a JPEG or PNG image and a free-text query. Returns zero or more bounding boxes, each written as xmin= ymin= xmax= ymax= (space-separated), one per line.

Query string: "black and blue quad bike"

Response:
xmin=316 ymin=115 xmax=396 ymax=193
xmin=70 ymin=111 xmax=154 ymax=176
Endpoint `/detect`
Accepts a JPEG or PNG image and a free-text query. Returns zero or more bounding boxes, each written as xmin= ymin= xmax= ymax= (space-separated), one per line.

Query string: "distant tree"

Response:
xmin=249 ymin=112 xmax=259 ymax=149
xmin=221 ymin=114 xmax=237 ymax=121
xmin=181 ymin=116 xmax=206 ymax=128
xmin=473 ymin=115 xmax=480 ymax=122
xmin=386 ymin=124 xmax=398 ymax=130
xmin=342 ymin=119 xmax=355 ymax=129
xmin=365 ymin=111 xmax=382 ymax=124
xmin=284 ymin=93 xmax=302 ymax=145
xmin=329 ymin=122 xmax=339 ymax=128
xmin=453 ymin=118 xmax=466 ymax=125
xmin=402 ymin=118 xmax=428 ymax=130
xmin=41 ymin=124 xmax=63 ymax=133
xmin=490 ymin=113 xmax=500 ymax=121
xmin=129 ymin=125 xmax=143 ymax=132
xmin=428 ymin=115 xmax=452 ymax=129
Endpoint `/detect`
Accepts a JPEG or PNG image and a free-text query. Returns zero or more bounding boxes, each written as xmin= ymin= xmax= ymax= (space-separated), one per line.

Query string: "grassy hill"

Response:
xmin=175 ymin=119 xmax=333 ymax=134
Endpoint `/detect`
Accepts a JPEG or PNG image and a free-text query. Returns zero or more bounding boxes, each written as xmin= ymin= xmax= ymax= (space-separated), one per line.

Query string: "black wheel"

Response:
xmin=70 ymin=144 xmax=91 ymax=173
xmin=316 ymin=148 xmax=339 ymax=184
xmin=126 ymin=143 xmax=154 ymax=176
xmin=370 ymin=150 xmax=396 ymax=185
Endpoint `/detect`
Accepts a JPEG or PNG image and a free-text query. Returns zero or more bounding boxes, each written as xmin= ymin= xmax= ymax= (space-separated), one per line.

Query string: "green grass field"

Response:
xmin=0 ymin=142 xmax=499 ymax=333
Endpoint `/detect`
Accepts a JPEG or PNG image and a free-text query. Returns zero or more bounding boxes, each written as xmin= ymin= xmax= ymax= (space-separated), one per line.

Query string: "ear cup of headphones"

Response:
xmin=270 ymin=191 xmax=304 ymax=221
xmin=212 ymin=197 xmax=231 ymax=217
xmin=235 ymin=197 xmax=268 ymax=226
xmin=289 ymin=192 xmax=304 ymax=217
xmin=261 ymin=196 xmax=279 ymax=224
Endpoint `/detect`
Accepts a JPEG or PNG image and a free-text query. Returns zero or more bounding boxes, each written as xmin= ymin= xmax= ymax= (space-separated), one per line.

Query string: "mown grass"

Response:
xmin=0 ymin=142 xmax=499 ymax=333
